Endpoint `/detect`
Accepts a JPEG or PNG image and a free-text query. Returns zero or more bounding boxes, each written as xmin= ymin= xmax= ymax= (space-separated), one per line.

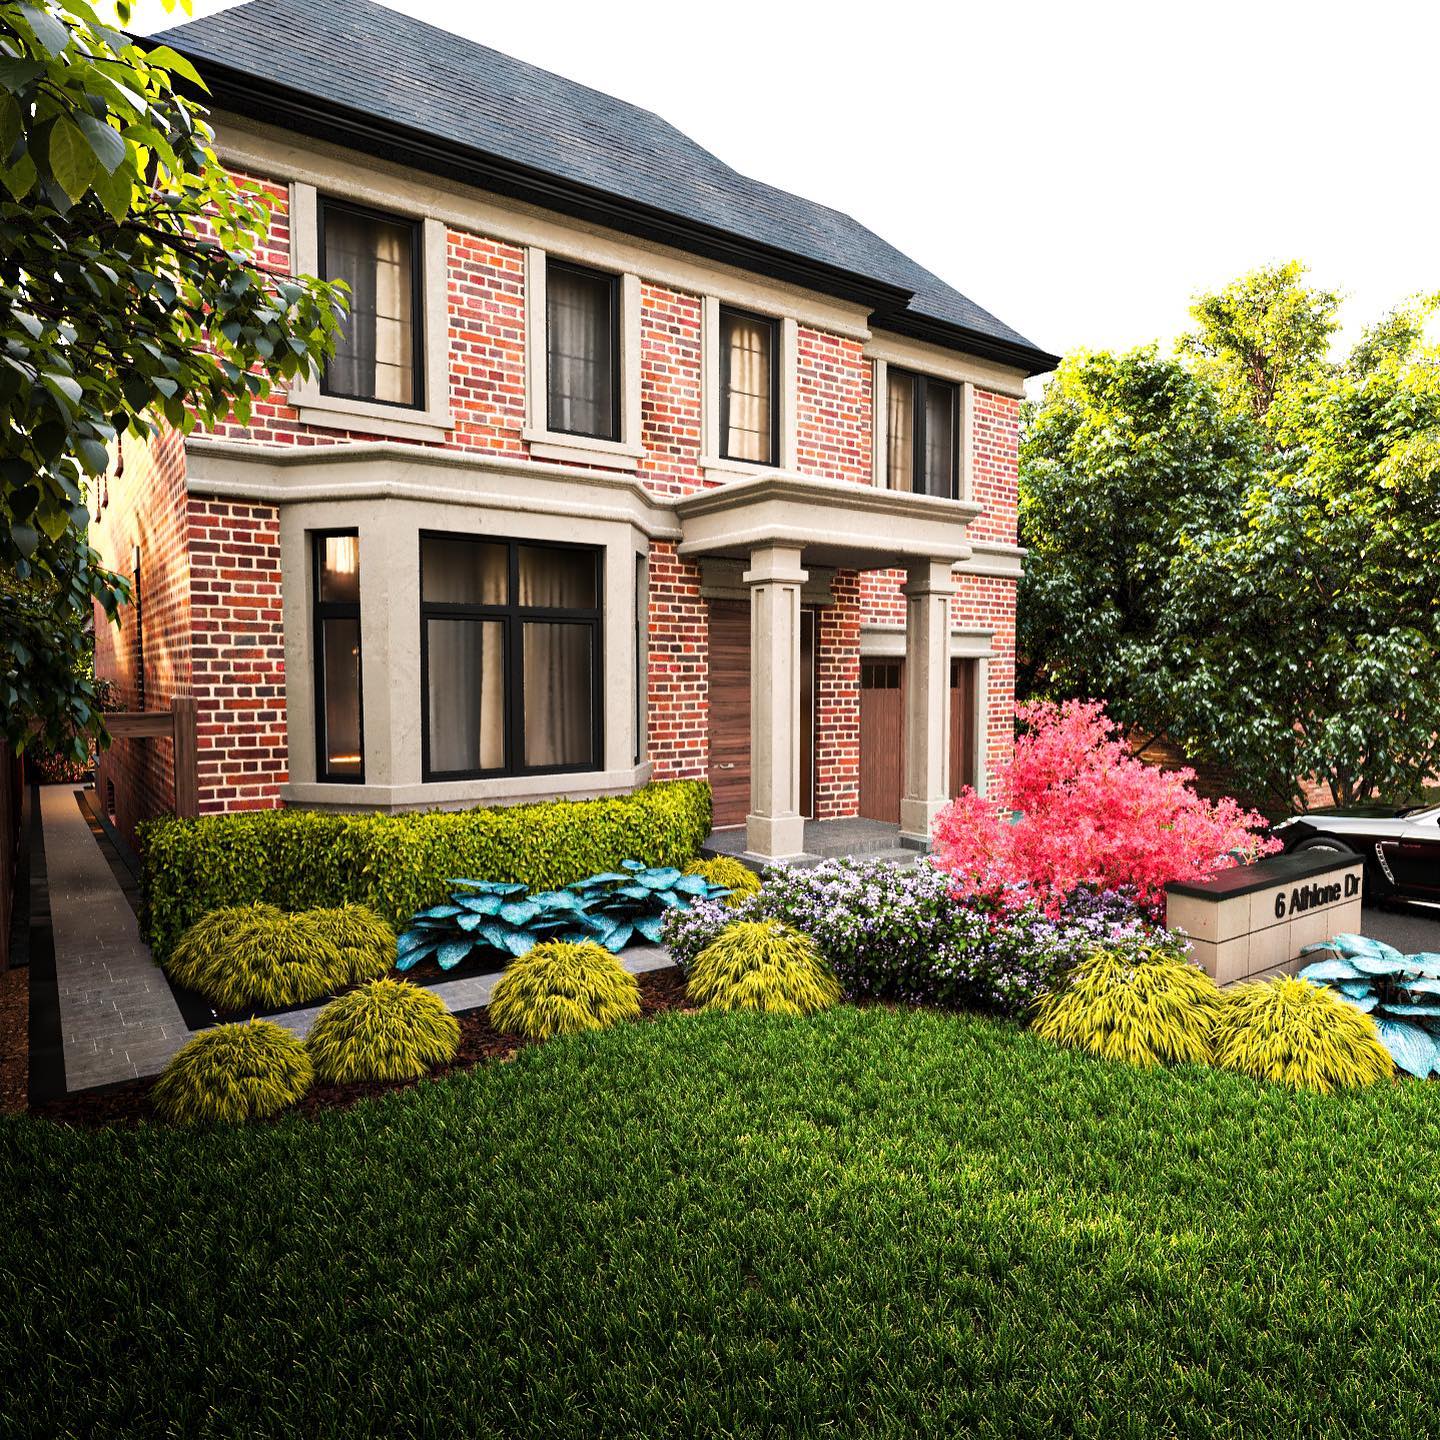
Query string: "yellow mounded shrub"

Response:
xmin=1212 ymin=976 xmax=1394 ymax=1094
xmin=306 ymin=978 xmax=460 ymax=1083
xmin=488 ymin=941 xmax=641 ymax=1041
xmin=166 ymin=902 xmax=393 ymax=1011
xmin=1033 ymin=938 xmax=1220 ymax=1068
xmin=683 ymin=857 xmax=762 ymax=908
xmin=153 ymin=1019 xmax=312 ymax=1125
xmin=686 ymin=919 xmax=841 ymax=1017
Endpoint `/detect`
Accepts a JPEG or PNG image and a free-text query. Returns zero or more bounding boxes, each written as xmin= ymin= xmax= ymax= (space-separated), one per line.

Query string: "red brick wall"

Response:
xmin=795 ymin=328 xmax=870 ymax=485
xmin=814 ymin=571 xmax=860 ymax=818
xmin=90 ymin=430 xmax=192 ymax=848
xmin=188 ymin=500 xmax=287 ymax=812
xmin=639 ymin=283 xmax=704 ymax=498
xmin=645 ymin=542 xmax=708 ymax=782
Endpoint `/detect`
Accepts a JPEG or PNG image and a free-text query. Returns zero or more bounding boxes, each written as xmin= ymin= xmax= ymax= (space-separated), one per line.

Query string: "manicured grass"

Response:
xmin=5 ymin=1006 xmax=1440 ymax=1437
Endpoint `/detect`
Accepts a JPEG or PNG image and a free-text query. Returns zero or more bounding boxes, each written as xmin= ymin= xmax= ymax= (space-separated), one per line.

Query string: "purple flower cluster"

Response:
xmin=662 ymin=862 xmax=1160 ymax=1019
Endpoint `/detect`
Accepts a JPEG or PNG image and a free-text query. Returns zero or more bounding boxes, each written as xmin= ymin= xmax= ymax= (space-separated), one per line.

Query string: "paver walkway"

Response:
xmin=43 ymin=786 xmax=188 ymax=1089
xmin=41 ymin=785 xmax=678 ymax=1092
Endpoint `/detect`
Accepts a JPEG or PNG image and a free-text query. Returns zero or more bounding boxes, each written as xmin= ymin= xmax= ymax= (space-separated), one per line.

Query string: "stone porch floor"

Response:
xmin=702 ymin=817 xmax=923 ymax=870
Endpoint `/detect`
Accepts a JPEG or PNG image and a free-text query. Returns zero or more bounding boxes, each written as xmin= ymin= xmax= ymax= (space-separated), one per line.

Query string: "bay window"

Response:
xmin=420 ymin=535 xmax=602 ymax=779
xmin=313 ymin=532 xmax=364 ymax=781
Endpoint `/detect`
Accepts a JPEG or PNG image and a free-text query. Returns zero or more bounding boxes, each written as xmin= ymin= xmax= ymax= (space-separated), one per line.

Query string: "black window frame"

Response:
xmin=418 ymin=533 xmax=605 ymax=782
xmin=545 ymin=258 xmax=622 ymax=442
xmin=312 ymin=529 xmax=365 ymax=785
xmin=718 ymin=304 xmax=781 ymax=467
xmin=316 ymin=194 xmax=425 ymax=411
xmin=888 ymin=367 xmax=960 ymax=499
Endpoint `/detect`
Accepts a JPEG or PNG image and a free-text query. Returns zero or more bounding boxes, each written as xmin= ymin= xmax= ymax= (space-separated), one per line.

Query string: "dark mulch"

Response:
xmin=29 ymin=965 xmax=691 ymax=1129
xmin=0 ymin=968 xmax=27 ymax=1115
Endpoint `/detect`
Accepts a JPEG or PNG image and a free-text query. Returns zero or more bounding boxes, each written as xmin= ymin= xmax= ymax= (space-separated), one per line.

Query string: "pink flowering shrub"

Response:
xmin=931 ymin=700 xmax=1279 ymax=915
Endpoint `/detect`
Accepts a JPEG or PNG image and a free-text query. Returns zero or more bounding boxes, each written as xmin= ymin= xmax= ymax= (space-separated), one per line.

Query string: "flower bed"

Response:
xmin=665 ymin=859 xmax=1156 ymax=1018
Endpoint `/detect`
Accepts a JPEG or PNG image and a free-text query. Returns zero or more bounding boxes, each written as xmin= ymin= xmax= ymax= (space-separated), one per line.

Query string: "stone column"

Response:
xmin=744 ymin=544 xmax=808 ymax=861
xmin=900 ymin=559 xmax=957 ymax=846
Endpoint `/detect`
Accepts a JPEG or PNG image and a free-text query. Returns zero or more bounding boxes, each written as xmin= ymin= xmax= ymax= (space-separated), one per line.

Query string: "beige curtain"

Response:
xmin=324 ymin=208 xmax=413 ymax=405
xmin=724 ymin=315 xmax=772 ymax=462
xmin=427 ymin=619 xmax=504 ymax=772
xmin=547 ymin=266 xmax=612 ymax=437
xmin=887 ymin=372 xmax=914 ymax=491
xmin=517 ymin=546 xmax=594 ymax=767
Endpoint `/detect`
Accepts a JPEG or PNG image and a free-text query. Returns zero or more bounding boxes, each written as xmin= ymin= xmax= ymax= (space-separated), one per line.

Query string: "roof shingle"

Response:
xmin=160 ymin=0 xmax=1054 ymax=371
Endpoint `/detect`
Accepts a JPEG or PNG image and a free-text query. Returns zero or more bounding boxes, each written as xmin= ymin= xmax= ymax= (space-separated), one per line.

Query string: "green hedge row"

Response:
xmin=139 ymin=781 xmax=712 ymax=963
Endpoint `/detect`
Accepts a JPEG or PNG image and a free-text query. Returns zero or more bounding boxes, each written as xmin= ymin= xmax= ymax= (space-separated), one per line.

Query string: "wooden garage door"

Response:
xmin=707 ymin=601 xmax=751 ymax=829
xmin=707 ymin=601 xmax=815 ymax=830
xmin=858 ymin=659 xmax=903 ymax=823
xmin=858 ymin=657 xmax=979 ymax=822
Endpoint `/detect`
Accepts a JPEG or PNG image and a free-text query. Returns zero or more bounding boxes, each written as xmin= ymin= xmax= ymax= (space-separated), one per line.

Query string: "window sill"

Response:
xmin=289 ymin=387 xmax=455 ymax=443
xmin=280 ymin=761 xmax=653 ymax=812
xmin=522 ymin=427 xmax=645 ymax=472
xmin=700 ymin=454 xmax=780 ymax=484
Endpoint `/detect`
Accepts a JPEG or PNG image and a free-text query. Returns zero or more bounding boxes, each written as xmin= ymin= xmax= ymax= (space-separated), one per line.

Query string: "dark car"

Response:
xmin=1274 ymin=803 xmax=1440 ymax=906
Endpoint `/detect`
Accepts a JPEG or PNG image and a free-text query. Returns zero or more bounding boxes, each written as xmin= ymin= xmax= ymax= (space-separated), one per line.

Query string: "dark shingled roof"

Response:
xmin=159 ymin=0 xmax=1055 ymax=372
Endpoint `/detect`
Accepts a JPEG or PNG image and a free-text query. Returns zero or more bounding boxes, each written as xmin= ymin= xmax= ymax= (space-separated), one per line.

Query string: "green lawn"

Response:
xmin=6 ymin=1006 xmax=1440 ymax=1438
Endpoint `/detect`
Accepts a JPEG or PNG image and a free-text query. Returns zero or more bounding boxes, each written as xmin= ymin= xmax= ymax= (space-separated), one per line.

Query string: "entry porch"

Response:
xmin=675 ymin=472 xmax=982 ymax=865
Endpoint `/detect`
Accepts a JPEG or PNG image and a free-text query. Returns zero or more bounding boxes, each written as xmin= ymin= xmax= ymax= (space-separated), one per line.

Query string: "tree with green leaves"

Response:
xmin=1017 ymin=347 xmax=1259 ymax=731
xmin=1178 ymin=260 xmax=1340 ymax=426
xmin=1 ymin=0 xmax=344 ymax=761
xmin=1021 ymin=263 xmax=1440 ymax=811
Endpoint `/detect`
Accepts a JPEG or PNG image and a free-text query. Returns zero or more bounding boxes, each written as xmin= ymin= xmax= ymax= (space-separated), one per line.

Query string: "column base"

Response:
xmin=899 ymin=795 xmax=947 ymax=848
xmin=744 ymin=811 xmax=807 ymax=862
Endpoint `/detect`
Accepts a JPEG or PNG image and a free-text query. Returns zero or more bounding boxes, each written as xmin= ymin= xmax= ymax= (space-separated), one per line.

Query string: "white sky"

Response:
xmin=133 ymin=0 xmax=1440 ymax=384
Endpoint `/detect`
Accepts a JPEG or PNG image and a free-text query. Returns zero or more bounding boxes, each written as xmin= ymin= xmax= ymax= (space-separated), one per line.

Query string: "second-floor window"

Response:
xmin=547 ymin=260 xmax=620 ymax=440
xmin=887 ymin=368 xmax=957 ymax=497
xmin=720 ymin=306 xmax=779 ymax=465
xmin=319 ymin=197 xmax=421 ymax=408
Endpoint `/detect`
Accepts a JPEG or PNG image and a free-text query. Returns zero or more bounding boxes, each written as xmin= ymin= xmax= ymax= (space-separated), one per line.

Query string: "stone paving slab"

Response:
xmin=42 ymin=787 xmax=190 ymax=1090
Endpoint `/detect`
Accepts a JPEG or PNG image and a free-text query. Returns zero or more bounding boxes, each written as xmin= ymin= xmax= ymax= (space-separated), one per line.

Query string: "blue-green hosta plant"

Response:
xmin=1298 ymin=933 xmax=1440 ymax=1078
xmin=396 ymin=864 xmax=729 ymax=971
xmin=569 ymin=861 xmax=721 ymax=952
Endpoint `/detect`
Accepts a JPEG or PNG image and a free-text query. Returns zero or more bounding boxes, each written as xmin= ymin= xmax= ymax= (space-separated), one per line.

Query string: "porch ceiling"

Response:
xmin=674 ymin=472 xmax=980 ymax=569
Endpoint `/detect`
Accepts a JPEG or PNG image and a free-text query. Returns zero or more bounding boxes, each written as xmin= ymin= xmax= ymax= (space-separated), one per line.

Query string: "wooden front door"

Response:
xmin=707 ymin=600 xmax=814 ymax=830
xmin=858 ymin=656 xmax=980 ymax=822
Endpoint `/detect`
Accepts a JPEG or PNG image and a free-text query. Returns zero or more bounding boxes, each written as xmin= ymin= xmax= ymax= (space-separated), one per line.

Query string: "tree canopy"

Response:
xmin=1020 ymin=263 xmax=1440 ymax=810
xmin=1 ymin=0 xmax=344 ymax=758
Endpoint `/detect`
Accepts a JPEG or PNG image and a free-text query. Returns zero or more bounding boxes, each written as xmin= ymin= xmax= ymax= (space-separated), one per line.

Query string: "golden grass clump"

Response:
xmin=1212 ymin=976 xmax=1394 ymax=1094
xmin=306 ymin=979 xmax=460 ymax=1083
xmin=166 ymin=902 xmax=393 ymax=1010
xmin=1033 ymin=940 xmax=1221 ymax=1068
xmin=682 ymin=857 xmax=762 ymax=908
xmin=686 ymin=919 xmax=841 ymax=1017
xmin=488 ymin=941 xmax=641 ymax=1041
xmin=153 ymin=1019 xmax=312 ymax=1125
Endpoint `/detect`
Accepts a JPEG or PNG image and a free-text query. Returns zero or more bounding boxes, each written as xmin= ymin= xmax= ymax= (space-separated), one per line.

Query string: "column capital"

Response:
xmin=743 ymin=544 xmax=808 ymax=588
xmin=901 ymin=558 xmax=960 ymax=598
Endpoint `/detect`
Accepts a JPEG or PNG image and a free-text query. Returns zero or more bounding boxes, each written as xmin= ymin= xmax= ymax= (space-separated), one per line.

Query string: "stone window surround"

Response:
xmin=700 ymin=295 xmax=799 ymax=483
xmin=523 ymin=245 xmax=645 ymax=470
xmin=869 ymin=353 xmax=976 ymax=501
xmin=287 ymin=181 xmax=454 ymax=443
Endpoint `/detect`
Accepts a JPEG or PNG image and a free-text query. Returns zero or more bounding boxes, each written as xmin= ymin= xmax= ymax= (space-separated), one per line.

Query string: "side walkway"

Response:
xmin=42 ymin=786 xmax=188 ymax=1089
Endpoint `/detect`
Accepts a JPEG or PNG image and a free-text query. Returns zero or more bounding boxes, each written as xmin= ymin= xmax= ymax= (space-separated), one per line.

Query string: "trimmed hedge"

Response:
xmin=139 ymin=781 xmax=711 ymax=963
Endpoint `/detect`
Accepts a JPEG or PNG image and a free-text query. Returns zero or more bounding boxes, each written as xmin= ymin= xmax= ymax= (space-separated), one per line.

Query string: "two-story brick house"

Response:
xmin=91 ymin=0 xmax=1056 ymax=864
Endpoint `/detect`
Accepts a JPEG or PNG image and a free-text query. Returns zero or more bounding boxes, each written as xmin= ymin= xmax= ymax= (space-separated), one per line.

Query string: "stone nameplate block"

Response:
xmin=1165 ymin=851 xmax=1364 ymax=985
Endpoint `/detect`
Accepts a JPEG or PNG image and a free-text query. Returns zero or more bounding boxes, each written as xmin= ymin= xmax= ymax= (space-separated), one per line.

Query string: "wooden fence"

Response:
xmin=96 ymin=696 xmax=200 ymax=822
